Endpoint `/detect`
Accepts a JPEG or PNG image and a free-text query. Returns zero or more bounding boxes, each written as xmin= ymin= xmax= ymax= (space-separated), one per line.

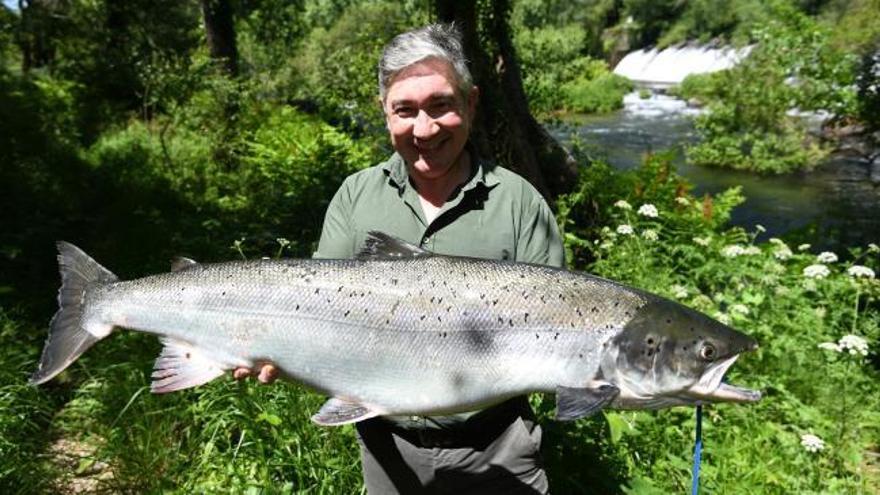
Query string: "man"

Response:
xmin=240 ymin=23 xmax=564 ymax=493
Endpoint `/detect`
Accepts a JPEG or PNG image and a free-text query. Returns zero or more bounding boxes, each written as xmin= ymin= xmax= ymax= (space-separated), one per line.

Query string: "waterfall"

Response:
xmin=613 ymin=44 xmax=752 ymax=88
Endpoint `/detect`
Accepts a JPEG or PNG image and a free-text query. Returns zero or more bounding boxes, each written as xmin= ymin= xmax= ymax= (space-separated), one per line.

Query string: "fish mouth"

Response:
xmin=685 ymin=354 xmax=762 ymax=404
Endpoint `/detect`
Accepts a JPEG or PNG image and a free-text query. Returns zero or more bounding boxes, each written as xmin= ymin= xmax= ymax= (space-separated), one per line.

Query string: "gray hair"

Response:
xmin=378 ymin=23 xmax=473 ymax=102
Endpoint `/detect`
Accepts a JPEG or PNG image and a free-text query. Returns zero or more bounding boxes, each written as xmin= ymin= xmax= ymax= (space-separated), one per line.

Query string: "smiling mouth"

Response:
xmin=415 ymin=137 xmax=447 ymax=152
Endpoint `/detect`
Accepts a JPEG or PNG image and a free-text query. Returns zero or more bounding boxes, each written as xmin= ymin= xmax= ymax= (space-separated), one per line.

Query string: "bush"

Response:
xmin=515 ymin=23 xmax=631 ymax=115
xmin=557 ymin=153 xmax=880 ymax=492
xmin=678 ymin=8 xmax=857 ymax=173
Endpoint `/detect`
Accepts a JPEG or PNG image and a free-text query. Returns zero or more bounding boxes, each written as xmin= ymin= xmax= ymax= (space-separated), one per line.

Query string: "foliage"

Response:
xmin=557 ymin=154 xmax=880 ymax=493
xmin=678 ymin=7 xmax=859 ymax=173
xmin=513 ymin=23 xmax=630 ymax=115
xmin=293 ymin=1 xmax=430 ymax=134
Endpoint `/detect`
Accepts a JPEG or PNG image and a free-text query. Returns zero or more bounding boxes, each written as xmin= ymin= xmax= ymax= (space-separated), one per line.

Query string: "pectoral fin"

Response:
xmin=556 ymin=382 xmax=620 ymax=421
xmin=311 ymin=397 xmax=381 ymax=426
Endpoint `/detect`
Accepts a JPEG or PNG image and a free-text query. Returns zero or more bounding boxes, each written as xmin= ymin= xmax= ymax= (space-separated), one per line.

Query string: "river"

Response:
xmin=553 ymin=92 xmax=880 ymax=252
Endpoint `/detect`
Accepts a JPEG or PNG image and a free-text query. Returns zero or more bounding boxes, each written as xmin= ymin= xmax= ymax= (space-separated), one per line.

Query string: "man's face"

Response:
xmin=383 ymin=58 xmax=478 ymax=181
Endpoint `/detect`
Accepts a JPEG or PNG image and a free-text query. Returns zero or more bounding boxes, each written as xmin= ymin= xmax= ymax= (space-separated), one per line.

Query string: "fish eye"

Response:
xmin=700 ymin=343 xmax=717 ymax=361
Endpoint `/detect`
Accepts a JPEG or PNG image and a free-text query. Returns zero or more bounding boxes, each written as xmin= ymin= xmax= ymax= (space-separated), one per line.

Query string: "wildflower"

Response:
xmin=693 ymin=236 xmax=711 ymax=247
xmin=675 ymin=197 xmax=690 ymax=206
xmin=600 ymin=241 xmax=614 ymax=250
xmin=637 ymin=203 xmax=659 ymax=218
xmin=868 ymin=243 xmax=879 ymax=253
xmin=642 ymin=229 xmax=658 ymax=241
xmin=616 ymin=224 xmax=634 ymax=235
xmin=817 ymin=342 xmax=840 ymax=352
xmin=714 ymin=312 xmax=731 ymax=325
xmin=839 ymin=335 xmax=869 ymax=356
xmin=614 ymin=200 xmax=632 ymax=210
xmin=816 ymin=251 xmax=838 ymax=263
xmin=847 ymin=265 xmax=875 ymax=279
xmin=814 ymin=307 xmax=827 ymax=319
xmin=798 ymin=243 xmax=811 ymax=251
xmin=743 ymin=246 xmax=761 ymax=256
xmin=671 ymin=285 xmax=688 ymax=299
xmin=721 ymin=245 xmax=746 ymax=257
xmin=756 ymin=224 xmax=766 ymax=233
xmin=774 ymin=246 xmax=793 ymax=260
xmin=730 ymin=304 xmax=749 ymax=315
xmin=803 ymin=264 xmax=830 ymax=279
xmin=800 ymin=434 xmax=824 ymax=453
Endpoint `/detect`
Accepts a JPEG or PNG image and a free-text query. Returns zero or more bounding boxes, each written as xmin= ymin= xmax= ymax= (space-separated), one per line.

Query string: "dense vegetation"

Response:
xmin=1 ymin=0 xmax=878 ymax=493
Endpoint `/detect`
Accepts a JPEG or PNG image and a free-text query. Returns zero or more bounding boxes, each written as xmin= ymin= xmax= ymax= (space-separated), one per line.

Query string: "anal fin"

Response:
xmin=311 ymin=397 xmax=381 ymax=426
xmin=556 ymin=382 xmax=620 ymax=421
xmin=151 ymin=338 xmax=226 ymax=393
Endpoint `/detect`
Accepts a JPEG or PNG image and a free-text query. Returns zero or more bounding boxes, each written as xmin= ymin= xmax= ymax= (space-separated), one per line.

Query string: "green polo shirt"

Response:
xmin=313 ymin=151 xmax=564 ymax=429
xmin=314 ymin=152 xmax=565 ymax=265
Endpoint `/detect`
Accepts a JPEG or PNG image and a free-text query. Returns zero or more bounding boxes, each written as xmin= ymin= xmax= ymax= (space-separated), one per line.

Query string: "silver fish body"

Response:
xmin=32 ymin=233 xmax=761 ymax=424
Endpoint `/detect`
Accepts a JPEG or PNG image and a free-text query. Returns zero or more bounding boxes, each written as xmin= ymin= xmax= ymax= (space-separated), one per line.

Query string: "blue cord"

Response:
xmin=691 ymin=405 xmax=703 ymax=495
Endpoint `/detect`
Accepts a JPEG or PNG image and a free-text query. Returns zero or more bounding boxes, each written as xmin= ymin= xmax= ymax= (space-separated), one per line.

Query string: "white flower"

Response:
xmin=693 ymin=236 xmax=711 ymax=247
xmin=868 ymin=243 xmax=879 ymax=253
xmin=798 ymin=244 xmax=811 ymax=252
xmin=816 ymin=252 xmax=838 ymax=263
xmin=614 ymin=200 xmax=632 ymax=210
xmin=616 ymin=224 xmax=634 ymax=235
xmin=642 ymin=229 xmax=658 ymax=241
xmin=675 ymin=197 xmax=690 ymax=206
xmin=839 ymin=335 xmax=869 ymax=356
xmin=600 ymin=241 xmax=614 ymax=250
xmin=847 ymin=265 xmax=875 ymax=279
xmin=774 ymin=246 xmax=793 ymax=260
xmin=671 ymin=285 xmax=688 ymax=299
xmin=721 ymin=245 xmax=746 ymax=257
xmin=769 ymin=238 xmax=786 ymax=246
xmin=803 ymin=264 xmax=830 ymax=279
xmin=637 ymin=204 xmax=659 ymax=218
xmin=730 ymin=304 xmax=749 ymax=315
xmin=744 ymin=246 xmax=761 ymax=256
xmin=818 ymin=342 xmax=841 ymax=352
xmin=756 ymin=224 xmax=766 ymax=233
xmin=714 ymin=312 xmax=731 ymax=325
xmin=800 ymin=434 xmax=824 ymax=453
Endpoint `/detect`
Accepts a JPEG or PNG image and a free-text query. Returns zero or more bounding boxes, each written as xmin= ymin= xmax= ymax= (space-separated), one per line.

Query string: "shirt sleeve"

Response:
xmin=515 ymin=192 xmax=566 ymax=268
xmin=313 ymin=178 xmax=356 ymax=259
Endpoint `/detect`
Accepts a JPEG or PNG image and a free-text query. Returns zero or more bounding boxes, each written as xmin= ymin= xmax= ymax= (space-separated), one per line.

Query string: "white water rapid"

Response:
xmin=613 ymin=44 xmax=752 ymax=88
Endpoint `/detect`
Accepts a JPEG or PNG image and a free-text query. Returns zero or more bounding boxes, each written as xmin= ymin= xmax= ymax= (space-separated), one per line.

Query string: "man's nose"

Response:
xmin=413 ymin=110 xmax=438 ymax=139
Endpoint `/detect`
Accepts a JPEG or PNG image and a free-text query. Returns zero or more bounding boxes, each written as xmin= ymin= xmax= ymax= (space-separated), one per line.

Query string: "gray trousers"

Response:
xmin=355 ymin=414 xmax=549 ymax=494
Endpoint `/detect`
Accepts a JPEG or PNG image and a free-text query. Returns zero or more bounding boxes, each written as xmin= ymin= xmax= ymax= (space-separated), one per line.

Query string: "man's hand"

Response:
xmin=233 ymin=364 xmax=279 ymax=384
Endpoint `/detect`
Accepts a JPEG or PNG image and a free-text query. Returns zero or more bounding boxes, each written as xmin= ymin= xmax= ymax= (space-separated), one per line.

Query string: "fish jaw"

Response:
xmin=684 ymin=354 xmax=762 ymax=404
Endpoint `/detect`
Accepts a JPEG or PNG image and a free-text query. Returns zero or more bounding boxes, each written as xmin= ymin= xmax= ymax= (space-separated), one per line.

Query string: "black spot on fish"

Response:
xmin=647 ymin=338 xmax=654 ymax=345
xmin=591 ymin=306 xmax=598 ymax=313
xmin=344 ymin=310 xmax=350 ymax=317
xmin=579 ymin=353 xmax=584 ymax=358
xmin=222 ymin=291 xmax=226 ymax=296
xmin=420 ymin=315 xmax=426 ymax=321
xmin=438 ymin=297 xmax=443 ymax=304
xmin=524 ymin=313 xmax=530 ymax=322
xmin=576 ymin=308 xmax=583 ymax=317
xmin=666 ymin=319 xmax=671 ymax=324
xmin=535 ymin=333 xmax=539 ymax=339
xmin=391 ymin=279 xmax=398 ymax=285
xmin=185 ymin=352 xmax=191 ymax=359
xmin=492 ymin=299 xmax=499 ymax=306
xmin=314 ymin=288 xmax=319 ymax=294
xmin=508 ymin=319 xmax=514 ymax=327
xmin=497 ymin=316 xmax=504 ymax=324
xmin=295 ymin=304 xmax=300 ymax=310
xmin=337 ymin=286 xmax=343 ymax=292
xmin=437 ymin=316 xmax=442 ymax=322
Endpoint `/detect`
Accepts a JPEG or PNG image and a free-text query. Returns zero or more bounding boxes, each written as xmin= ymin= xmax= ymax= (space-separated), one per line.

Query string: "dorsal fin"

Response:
xmin=170 ymin=257 xmax=199 ymax=272
xmin=357 ymin=231 xmax=432 ymax=260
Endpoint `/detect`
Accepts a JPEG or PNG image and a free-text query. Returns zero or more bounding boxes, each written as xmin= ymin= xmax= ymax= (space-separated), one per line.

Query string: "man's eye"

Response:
xmin=395 ymin=107 xmax=415 ymax=117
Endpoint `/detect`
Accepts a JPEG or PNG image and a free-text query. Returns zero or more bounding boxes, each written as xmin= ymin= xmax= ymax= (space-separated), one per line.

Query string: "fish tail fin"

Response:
xmin=30 ymin=242 xmax=119 ymax=386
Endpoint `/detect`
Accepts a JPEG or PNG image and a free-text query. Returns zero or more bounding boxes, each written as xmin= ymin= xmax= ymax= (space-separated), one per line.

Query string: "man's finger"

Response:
xmin=258 ymin=364 xmax=278 ymax=384
xmin=233 ymin=368 xmax=251 ymax=380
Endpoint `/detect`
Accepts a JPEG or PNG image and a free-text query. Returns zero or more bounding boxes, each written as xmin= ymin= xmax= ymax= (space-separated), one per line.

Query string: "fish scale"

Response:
xmin=31 ymin=233 xmax=761 ymax=425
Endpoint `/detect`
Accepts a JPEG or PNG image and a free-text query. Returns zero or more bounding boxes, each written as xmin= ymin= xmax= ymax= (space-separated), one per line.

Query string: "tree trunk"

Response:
xmin=436 ymin=0 xmax=578 ymax=200
xmin=199 ymin=0 xmax=238 ymax=76
xmin=18 ymin=0 xmax=56 ymax=72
